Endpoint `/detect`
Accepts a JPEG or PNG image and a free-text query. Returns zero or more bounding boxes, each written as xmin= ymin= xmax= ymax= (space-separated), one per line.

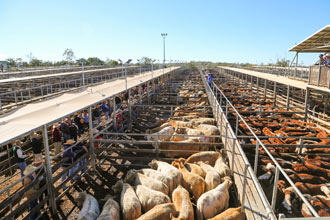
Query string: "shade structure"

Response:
xmin=289 ymin=25 xmax=330 ymax=53
xmin=0 ymin=67 xmax=179 ymax=146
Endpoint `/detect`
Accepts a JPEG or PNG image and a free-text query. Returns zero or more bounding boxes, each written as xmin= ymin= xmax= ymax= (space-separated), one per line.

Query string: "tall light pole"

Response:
xmin=161 ymin=33 xmax=167 ymax=69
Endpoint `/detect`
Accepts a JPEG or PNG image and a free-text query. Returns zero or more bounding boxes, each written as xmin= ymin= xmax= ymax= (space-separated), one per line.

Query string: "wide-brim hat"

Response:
xmin=324 ymin=53 xmax=330 ymax=57
xmin=31 ymin=132 xmax=40 ymax=139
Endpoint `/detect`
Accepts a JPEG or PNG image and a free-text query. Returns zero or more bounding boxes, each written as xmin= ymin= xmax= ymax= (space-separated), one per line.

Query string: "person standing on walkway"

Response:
xmin=52 ymin=123 xmax=62 ymax=159
xmin=13 ymin=140 xmax=27 ymax=177
xmin=30 ymin=133 xmax=43 ymax=165
xmin=207 ymin=71 xmax=213 ymax=88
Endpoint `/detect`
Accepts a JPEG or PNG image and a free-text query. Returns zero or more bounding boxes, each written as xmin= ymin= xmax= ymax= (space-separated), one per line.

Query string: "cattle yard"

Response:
xmin=0 ymin=65 xmax=154 ymax=112
xmin=209 ymin=67 xmax=330 ymax=218
xmin=0 ymin=65 xmax=330 ymax=220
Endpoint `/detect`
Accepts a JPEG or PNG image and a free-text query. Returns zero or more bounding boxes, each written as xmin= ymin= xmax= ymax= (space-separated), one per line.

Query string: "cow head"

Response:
xmin=75 ymin=191 xmax=87 ymax=207
xmin=124 ymin=170 xmax=137 ymax=184
xmin=148 ymin=160 xmax=158 ymax=169
xmin=112 ymin=180 xmax=124 ymax=194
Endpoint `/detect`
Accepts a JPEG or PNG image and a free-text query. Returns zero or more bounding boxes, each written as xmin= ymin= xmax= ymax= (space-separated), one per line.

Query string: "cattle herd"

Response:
xmin=73 ymin=74 xmax=245 ymax=219
xmin=72 ymin=69 xmax=330 ymax=219
xmin=219 ymin=80 xmax=330 ymax=217
xmin=75 ymin=151 xmax=243 ymax=220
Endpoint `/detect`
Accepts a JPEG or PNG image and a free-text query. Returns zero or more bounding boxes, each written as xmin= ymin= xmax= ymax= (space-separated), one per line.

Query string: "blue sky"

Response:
xmin=0 ymin=0 xmax=329 ymax=65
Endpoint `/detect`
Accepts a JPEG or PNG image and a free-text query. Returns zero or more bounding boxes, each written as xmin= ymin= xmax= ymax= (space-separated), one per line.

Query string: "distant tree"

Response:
xmin=76 ymin=58 xmax=87 ymax=66
xmin=30 ymin=58 xmax=42 ymax=67
xmin=6 ymin=58 xmax=16 ymax=67
xmin=86 ymin=57 xmax=104 ymax=65
xmin=139 ymin=57 xmax=152 ymax=65
xmin=63 ymin=48 xmax=75 ymax=63
xmin=108 ymin=60 xmax=119 ymax=66
xmin=54 ymin=60 xmax=68 ymax=66
xmin=276 ymin=58 xmax=290 ymax=67
xmin=187 ymin=61 xmax=198 ymax=71
xmin=15 ymin=58 xmax=23 ymax=66
xmin=42 ymin=61 xmax=53 ymax=66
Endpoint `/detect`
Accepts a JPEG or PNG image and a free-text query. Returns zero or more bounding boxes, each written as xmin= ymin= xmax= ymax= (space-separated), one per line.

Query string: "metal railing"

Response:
xmin=243 ymin=66 xmax=309 ymax=81
xmin=200 ymin=69 xmax=277 ymax=219
xmin=0 ymin=68 xmax=176 ymax=220
xmin=0 ymin=66 xmax=157 ymax=110
xmin=202 ymin=69 xmax=322 ymax=218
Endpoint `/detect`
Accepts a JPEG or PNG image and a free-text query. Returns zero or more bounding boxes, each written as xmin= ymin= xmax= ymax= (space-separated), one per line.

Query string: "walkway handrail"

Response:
xmin=208 ymin=70 xmax=319 ymax=217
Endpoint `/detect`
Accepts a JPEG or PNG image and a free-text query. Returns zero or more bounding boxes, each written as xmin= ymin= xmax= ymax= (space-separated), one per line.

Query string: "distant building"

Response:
xmin=0 ymin=61 xmax=8 ymax=72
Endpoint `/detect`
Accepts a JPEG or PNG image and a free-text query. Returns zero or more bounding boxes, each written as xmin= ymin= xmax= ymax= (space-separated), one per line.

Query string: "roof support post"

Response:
xmin=88 ymin=106 xmax=96 ymax=170
xmin=294 ymin=52 xmax=298 ymax=78
xmin=42 ymin=125 xmax=57 ymax=214
xmin=128 ymin=89 xmax=132 ymax=131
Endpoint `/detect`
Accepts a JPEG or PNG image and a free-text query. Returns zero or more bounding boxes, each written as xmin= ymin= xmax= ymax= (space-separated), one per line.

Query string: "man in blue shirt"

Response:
xmin=208 ymin=72 xmax=213 ymax=88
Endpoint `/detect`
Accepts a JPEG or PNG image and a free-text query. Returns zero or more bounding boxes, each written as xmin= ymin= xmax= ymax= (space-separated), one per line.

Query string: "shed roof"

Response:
xmin=289 ymin=25 xmax=330 ymax=52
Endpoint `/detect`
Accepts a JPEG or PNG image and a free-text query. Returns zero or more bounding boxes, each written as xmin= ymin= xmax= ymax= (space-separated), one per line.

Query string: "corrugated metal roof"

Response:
xmin=289 ymin=25 xmax=330 ymax=52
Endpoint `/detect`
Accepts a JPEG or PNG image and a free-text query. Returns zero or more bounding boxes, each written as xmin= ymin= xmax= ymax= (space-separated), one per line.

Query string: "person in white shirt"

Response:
xmin=13 ymin=140 xmax=28 ymax=177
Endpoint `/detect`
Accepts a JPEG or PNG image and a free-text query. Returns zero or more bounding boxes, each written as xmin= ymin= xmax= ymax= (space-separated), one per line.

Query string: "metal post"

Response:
xmin=241 ymin=164 xmax=249 ymax=210
xmin=82 ymin=62 xmax=85 ymax=86
xmin=224 ymin=122 xmax=228 ymax=149
xmin=256 ymin=77 xmax=259 ymax=95
xmin=42 ymin=125 xmax=57 ymax=214
xmin=271 ymin=166 xmax=280 ymax=210
xmin=294 ymin=52 xmax=298 ymax=79
xmin=231 ymin=138 xmax=236 ymax=169
xmin=88 ymin=107 xmax=96 ymax=170
xmin=125 ymin=67 xmax=128 ymax=91
xmin=254 ymin=142 xmax=259 ymax=175
xmin=113 ymin=97 xmax=117 ymax=130
xmin=264 ymin=79 xmax=267 ymax=100
xmin=298 ymin=137 xmax=304 ymax=155
xmin=273 ymin=82 xmax=277 ymax=107
xmin=304 ymin=88 xmax=310 ymax=122
xmin=225 ymin=102 xmax=228 ymax=116
xmin=6 ymin=145 xmax=12 ymax=175
xmin=128 ymin=89 xmax=132 ymax=130
xmin=235 ymin=115 xmax=238 ymax=136
xmin=286 ymin=85 xmax=290 ymax=110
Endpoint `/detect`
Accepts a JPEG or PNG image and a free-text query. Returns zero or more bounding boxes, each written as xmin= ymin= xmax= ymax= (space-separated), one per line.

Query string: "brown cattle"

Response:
xmin=289 ymin=173 xmax=328 ymax=184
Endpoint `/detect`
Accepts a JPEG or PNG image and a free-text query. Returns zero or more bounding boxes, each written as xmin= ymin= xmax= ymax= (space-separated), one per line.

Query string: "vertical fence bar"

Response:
xmin=88 ymin=107 xmax=96 ymax=170
xmin=264 ymin=79 xmax=267 ymax=100
xmin=6 ymin=145 xmax=13 ymax=175
xmin=254 ymin=142 xmax=259 ymax=175
xmin=113 ymin=97 xmax=117 ymax=130
xmin=42 ymin=125 xmax=57 ymax=214
xmin=271 ymin=166 xmax=280 ymax=210
xmin=241 ymin=164 xmax=249 ymax=211
xmin=235 ymin=115 xmax=238 ymax=136
xmin=231 ymin=138 xmax=236 ymax=170
xmin=286 ymin=85 xmax=290 ymax=110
